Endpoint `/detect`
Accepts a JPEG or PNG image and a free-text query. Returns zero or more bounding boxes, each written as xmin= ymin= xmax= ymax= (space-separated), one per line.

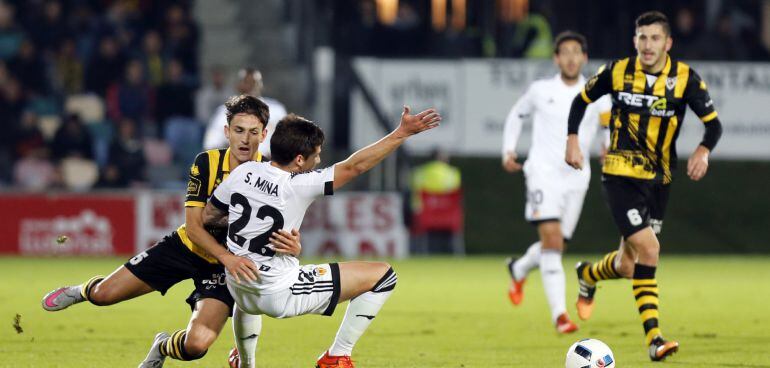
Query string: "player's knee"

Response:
xmin=183 ymin=330 xmax=214 ymax=358
xmin=371 ymin=263 xmax=397 ymax=293
xmin=615 ymin=260 xmax=634 ymax=278
xmin=88 ymin=283 xmax=118 ymax=306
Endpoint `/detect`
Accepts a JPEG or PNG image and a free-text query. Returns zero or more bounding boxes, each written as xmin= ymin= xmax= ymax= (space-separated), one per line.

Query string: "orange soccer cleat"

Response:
xmin=506 ymin=257 xmax=526 ymax=306
xmin=649 ymin=337 xmax=679 ymax=361
xmin=228 ymin=347 xmax=239 ymax=368
xmin=316 ymin=351 xmax=355 ymax=368
xmin=555 ymin=313 xmax=579 ymax=334
xmin=575 ymin=261 xmax=596 ymax=321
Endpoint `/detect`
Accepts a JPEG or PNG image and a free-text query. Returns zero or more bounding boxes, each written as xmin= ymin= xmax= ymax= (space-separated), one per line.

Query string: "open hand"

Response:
xmin=397 ymin=106 xmax=441 ymax=137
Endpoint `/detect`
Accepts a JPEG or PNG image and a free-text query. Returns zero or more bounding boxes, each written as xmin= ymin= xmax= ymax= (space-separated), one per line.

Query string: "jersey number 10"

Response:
xmin=227 ymin=193 xmax=284 ymax=256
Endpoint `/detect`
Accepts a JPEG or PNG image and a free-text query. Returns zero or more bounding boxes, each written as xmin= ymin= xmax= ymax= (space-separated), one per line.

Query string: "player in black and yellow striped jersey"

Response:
xmin=41 ymin=95 xmax=303 ymax=366
xmin=564 ymin=12 xmax=723 ymax=362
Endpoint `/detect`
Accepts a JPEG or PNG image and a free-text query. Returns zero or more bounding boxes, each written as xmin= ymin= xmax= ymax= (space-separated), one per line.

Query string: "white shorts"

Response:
xmin=227 ymin=263 xmax=341 ymax=319
xmin=524 ymin=170 xmax=587 ymax=240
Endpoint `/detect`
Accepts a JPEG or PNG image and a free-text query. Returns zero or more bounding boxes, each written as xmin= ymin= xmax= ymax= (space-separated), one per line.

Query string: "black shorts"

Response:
xmin=602 ymin=174 xmax=670 ymax=238
xmin=124 ymin=232 xmax=234 ymax=313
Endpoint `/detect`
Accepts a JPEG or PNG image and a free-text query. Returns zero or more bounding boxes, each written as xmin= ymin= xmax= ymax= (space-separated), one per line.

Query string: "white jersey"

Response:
xmin=211 ymin=161 xmax=334 ymax=294
xmin=502 ymin=74 xmax=611 ymax=189
xmin=203 ymin=96 xmax=288 ymax=159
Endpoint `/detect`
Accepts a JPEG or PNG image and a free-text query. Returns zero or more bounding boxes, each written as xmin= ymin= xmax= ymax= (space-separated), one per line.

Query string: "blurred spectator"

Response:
xmin=85 ymin=36 xmax=125 ymax=96
xmin=155 ymin=59 xmax=194 ymax=125
xmin=106 ymin=59 xmax=155 ymax=134
xmin=8 ymin=39 xmax=48 ymax=95
xmin=411 ymin=149 xmax=462 ymax=212
xmin=701 ymin=12 xmax=749 ymax=60
xmin=195 ymin=65 xmax=229 ymax=123
xmin=2 ymin=75 xmax=27 ymax=135
xmin=202 ymin=67 xmax=287 ymax=159
xmin=410 ymin=149 xmax=464 ymax=254
xmin=13 ymin=147 xmax=59 ymax=191
xmin=99 ymin=117 xmax=146 ymax=188
xmin=12 ymin=110 xmax=45 ymax=161
xmin=503 ymin=12 xmax=553 ymax=58
xmin=0 ymin=1 xmax=24 ymax=60
xmin=28 ymin=0 xmax=67 ymax=56
xmin=53 ymin=38 xmax=84 ymax=95
xmin=163 ymin=4 xmax=199 ymax=78
xmin=68 ymin=3 xmax=100 ymax=60
xmin=672 ymin=7 xmax=706 ymax=60
xmin=103 ymin=0 xmax=144 ymax=51
xmin=51 ymin=113 xmax=93 ymax=162
xmin=139 ymin=30 xmax=166 ymax=87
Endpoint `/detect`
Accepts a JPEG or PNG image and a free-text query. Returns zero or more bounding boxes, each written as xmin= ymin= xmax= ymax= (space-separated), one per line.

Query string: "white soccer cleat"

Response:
xmin=41 ymin=286 xmax=84 ymax=311
xmin=138 ymin=332 xmax=170 ymax=368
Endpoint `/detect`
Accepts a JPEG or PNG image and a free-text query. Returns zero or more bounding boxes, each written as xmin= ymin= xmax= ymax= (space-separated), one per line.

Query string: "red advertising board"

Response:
xmin=0 ymin=194 xmax=136 ymax=255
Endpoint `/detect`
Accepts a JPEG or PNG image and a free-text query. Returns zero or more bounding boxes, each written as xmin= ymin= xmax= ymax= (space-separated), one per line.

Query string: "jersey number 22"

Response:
xmin=228 ymin=193 xmax=284 ymax=256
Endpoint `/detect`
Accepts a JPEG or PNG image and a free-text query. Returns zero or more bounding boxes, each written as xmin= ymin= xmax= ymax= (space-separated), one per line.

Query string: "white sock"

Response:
xmin=233 ymin=306 xmax=261 ymax=368
xmin=540 ymin=250 xmax=567 ymax=323
xmin=513 ymin=241 xmax=541 ymax=281
xmin=328 ymin=269 xmax=396 ymax=356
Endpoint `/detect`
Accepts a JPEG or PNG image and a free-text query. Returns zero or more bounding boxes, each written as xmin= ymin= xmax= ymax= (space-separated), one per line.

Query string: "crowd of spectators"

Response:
xmin=0 ymin=0 xmax=201 ymax=191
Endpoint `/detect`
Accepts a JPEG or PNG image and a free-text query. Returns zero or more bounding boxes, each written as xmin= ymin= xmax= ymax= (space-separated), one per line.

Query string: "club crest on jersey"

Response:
xmin=190 ymin=164 xmax=199 ymax=176
xmin=313 ymin=267 xmax=327 ymax=277
xmin=666 ymin=77 xmax=677 ymax=90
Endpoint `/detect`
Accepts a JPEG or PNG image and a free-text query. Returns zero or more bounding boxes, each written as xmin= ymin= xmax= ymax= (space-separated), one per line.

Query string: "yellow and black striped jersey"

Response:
xmin=581 ymin=55 xmax=718 ymax=183
xmin=176 ymin=148 xmax=262 ymax=263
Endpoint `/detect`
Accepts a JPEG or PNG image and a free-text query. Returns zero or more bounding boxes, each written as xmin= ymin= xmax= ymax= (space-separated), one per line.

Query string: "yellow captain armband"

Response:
xmin=580 ymin=89 xmax=593 ymax=104
xmin=700 ymin=111 xmax=718 ymax=123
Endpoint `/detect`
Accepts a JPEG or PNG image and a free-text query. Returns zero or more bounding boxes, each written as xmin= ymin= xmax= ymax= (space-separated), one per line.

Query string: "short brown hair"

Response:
xmin=270 ymin=114 xmax=325 ymax=166
xmin=224 ymin=94 xmax=269 ymax=128
xmin=636 ymin=11 xmax=670 ymax=35
xmin=554 ymin=31 xmax=588 ymax=54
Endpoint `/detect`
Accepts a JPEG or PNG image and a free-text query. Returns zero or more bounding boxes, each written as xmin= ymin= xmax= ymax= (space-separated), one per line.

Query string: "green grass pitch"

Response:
xmin=2 ymin=255 xmax=770 ymax=367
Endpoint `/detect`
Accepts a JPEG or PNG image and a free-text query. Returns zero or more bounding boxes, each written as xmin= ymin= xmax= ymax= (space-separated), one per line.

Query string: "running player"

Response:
xmin=203 ymin=107 xmax=440 ymax=368
xmin=502 ymin=31 xmax=611 ymax=334
xmin=41 ymin=95 xmax=301 ymax=367
xmin=565 ymin=11 xmax=723 ymax=361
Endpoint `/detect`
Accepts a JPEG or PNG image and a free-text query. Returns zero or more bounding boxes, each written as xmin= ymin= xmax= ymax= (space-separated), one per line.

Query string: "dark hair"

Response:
xmin=554 ymin=31 xmax=588 ymax=54
xmin=224 ymin=94 xmax=269 ymax=128
xmin=636 ymin=11 xmax=670 ymax=35
xmin=270 ymin=114 xmax=325 ymax=166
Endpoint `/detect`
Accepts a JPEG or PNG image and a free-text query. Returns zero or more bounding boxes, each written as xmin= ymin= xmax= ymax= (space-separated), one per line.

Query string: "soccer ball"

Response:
xmin=565 ymin=339 xmax=615 ymax=368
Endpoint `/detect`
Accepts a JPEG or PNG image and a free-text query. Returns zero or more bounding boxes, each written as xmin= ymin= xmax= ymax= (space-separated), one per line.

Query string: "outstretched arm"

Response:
xmin=333 ymin=106 xmax=441 ymax=190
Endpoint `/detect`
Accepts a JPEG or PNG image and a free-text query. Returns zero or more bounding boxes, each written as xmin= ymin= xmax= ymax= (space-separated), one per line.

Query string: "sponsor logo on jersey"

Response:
xmin=617 ymin=92 xmax=675 ymax=117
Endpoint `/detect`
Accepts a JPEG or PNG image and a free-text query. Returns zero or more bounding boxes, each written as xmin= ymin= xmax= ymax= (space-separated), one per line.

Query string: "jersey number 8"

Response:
xmin=228 ymin=193 xmax=284 ymax=257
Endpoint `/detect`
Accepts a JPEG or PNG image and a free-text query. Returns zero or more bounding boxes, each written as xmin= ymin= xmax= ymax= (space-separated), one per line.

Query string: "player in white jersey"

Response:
xmin=501 ymin=31 xmax=611 ymax=334
xmin=203 ymin=108 xmax=441 ymax=368
xmin=203 ymin=67 xmax=287 ymax=159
